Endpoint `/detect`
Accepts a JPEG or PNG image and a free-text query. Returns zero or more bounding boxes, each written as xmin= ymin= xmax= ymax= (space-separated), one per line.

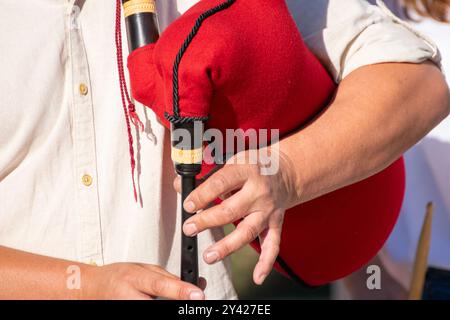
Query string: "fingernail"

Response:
xmin=258 ymin=273 xmax=268 ymax=284
xmin=184 ymin=201 xmax=196 ymax=213
xmin=184 ymin=223 xmax=197 ymax=236
xmin=205 ymin=251 xmax=219 ymax=264
xmin=189 ymin=290 xmax=204 ymax=300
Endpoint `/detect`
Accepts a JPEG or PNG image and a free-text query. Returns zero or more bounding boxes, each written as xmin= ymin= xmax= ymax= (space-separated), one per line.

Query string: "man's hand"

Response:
xmin=174 ymin=150 xmax=299 ymax=285
xmin=174 ymin=61 xmax=449 ymax=287
xmin=83 ymin=263 xmax=206 ymax=300
xmin=0 ymin=246 xmax=205 ymax=300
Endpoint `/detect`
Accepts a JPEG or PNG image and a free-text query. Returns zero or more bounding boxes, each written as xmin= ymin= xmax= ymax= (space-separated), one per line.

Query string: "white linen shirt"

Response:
xmin=0 ymin=0 xmax=440 ymax=299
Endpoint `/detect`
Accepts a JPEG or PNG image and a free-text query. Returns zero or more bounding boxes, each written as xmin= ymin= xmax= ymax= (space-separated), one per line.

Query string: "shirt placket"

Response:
xmin=68 ymin=1 xmax=104 ymax=266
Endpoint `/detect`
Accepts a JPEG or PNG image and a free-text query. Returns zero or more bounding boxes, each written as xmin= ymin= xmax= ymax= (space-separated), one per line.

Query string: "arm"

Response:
xmin=283 ymin=61 xmax=450 ymax=203
xmin=0 ymin=245 xmax=205 ymax=299
xmin=178 ymin=61 xmax=450 ymax=284
xmin=0 ymin=245 xmax=87 ymax=299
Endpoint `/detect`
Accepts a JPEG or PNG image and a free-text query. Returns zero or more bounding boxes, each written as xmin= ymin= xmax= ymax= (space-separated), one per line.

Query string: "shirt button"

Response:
xmin=79 ymin=83 xmax=89 ymax=96
xmin=82 ymin=174 xmax=93 ymax=187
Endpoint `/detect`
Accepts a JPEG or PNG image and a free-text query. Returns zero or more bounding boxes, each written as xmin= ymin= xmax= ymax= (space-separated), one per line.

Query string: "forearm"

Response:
xmin=0 ymin=245 xmax=93 ymax=299
xmin=281 ymin=62 xmax=450 ymax=204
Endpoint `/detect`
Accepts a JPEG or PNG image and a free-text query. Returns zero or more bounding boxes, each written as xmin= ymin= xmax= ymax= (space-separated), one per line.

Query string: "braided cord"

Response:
xmin=115 ymin=0 xmax=143 ymax=202
xmin=167 ymin=0 xmax=237 ymax=124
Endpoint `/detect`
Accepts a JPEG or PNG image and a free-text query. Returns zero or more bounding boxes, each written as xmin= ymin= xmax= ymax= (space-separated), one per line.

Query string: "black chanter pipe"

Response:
xmin=170 ymin=122 xmax=203 ymax=286
xmin=121 ymin=0 xmax=200 ymax=285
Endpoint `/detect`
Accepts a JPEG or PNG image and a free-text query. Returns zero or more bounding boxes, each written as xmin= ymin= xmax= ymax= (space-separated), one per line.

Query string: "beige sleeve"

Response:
xmin=288 ymin=0 xmax=441 ymax=82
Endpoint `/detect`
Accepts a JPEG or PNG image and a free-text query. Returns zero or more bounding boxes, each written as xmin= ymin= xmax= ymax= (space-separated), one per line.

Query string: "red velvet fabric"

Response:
xmin=127 ymin=0 xmax=405 ymax=286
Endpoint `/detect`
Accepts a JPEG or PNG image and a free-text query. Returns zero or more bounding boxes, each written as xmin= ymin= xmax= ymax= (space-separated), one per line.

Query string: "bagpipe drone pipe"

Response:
xmin=123 ymin=0 xmax=405 ymax=286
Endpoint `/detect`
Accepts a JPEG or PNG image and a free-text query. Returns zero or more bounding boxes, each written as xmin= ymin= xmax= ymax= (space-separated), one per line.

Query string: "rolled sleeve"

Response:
xmin=288 ymin=0 xmax=441 ymax=82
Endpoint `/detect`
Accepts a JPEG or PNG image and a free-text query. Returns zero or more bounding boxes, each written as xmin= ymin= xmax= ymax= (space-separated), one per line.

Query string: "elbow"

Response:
xmin=433 ymin=76 xmax=450 ymax=123
xmin=438 ymin=81 xmax=450 ymax=121
xmin=424 ymin=64 xmax=450 ymax=127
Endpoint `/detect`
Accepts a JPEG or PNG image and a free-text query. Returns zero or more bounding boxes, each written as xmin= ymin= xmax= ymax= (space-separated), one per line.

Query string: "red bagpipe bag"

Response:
xmin=127 ymin=0 xmax=405 ymax=286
